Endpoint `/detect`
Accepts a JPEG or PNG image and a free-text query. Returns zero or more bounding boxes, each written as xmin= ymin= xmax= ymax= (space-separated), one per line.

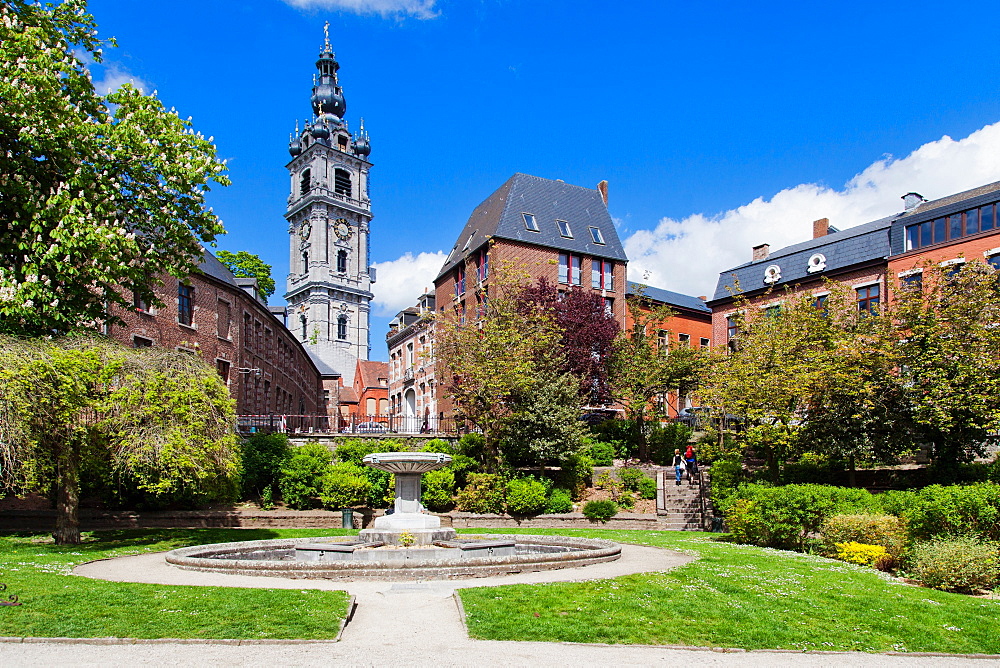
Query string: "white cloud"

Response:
xmin=92 ymin=64 xmax=149 ymax=95
xmin=282 ymin=0 xmax=439 ymax=19
xmin=625 ymin=122 xmax=1000 ymax=298
xmin=371 ymin=251 xmax=447 ymax=316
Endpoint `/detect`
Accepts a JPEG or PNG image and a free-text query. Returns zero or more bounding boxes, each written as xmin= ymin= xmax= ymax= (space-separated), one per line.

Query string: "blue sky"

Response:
xmin=85 ymin=0 xmax=1000 ymax=361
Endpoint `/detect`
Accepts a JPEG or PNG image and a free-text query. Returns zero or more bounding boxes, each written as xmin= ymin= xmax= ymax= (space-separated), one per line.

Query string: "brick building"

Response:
xmin=707 ymin=216 xmax=893 ymax=349
xmin=386 ymin=291 xmax=437 ymax=432
xmin=624 ymin=281 xmax=712 ymax=417
xmin=887 ymin=182 xmax=1000 ymax=289
xmin=429 ymin=173 xmax=628 ymax=419
xmin=108 ymin=250 xmax=325 ymax=417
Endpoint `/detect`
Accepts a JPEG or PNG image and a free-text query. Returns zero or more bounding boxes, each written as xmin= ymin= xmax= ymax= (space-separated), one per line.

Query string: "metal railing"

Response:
xmin=237 ymin=414 xmax=467 ymax=436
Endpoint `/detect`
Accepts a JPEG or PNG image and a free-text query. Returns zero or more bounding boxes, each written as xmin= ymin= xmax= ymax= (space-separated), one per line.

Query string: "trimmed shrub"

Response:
xmin=584 ymin=439 xmax=616 ymax=467
xmin=618 ymin=491 xmax=636 ymax=510
xmin=903 ymin=483 xmax=1000 ymax=543
xmin=421 ymin=468 xmax=456 ymax=512
xmin=708 ymin=457 xmax=744 ymax=506
xmin=582 ymin=499 xmax=618 ymax=522
xmin=554 ymin=453 xmax=594 ymax=501
xmin=722 ymin=483 xmax=877 ymax=552
xmin=319 ymin=462 xmax=372 ymax=510
xmin=420 ymin=439 xmax=456 ymax=454
xmin=834 ymin=542 xmax=889 ymax=567
xmin=455 ymin=473 xmax=506 ymax=514
xmin=648 ymin=423 xmax=693 ymax=466
xmin=278 ymin=443 xmax=333 ymax=510
xmin=334 ymin=438 xmax=404 ymax=465
xmin=821 ymin=514 xmax=908 ymax=558
xmin=590 ymin=419 xmax=637 ymax=459
xmin=637 ymin=476 xmax=657 ymax=500
xmin=240 ymin=433 xmax=290 ymax=499
xmin=874 ymin=489 xmax=919 ymax=517
xmin=505 ymin=478 xmax=548 ymax=515
xmin=545 ymin=488 xmax=574 ymax=514
xmin=617 ymin=467 xmax=645 ymax=491
xmin=912 ymin=537 xmax=1000 ymax=594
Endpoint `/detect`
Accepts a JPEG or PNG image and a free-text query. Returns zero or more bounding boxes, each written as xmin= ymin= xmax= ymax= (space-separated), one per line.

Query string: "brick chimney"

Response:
xmin=752 ymin=243 xmax=770 ymax=262
xmin=597 ymin=180 xmax=609 ymax=205
xmin=813 ymin=218 xmax=830 ymax=239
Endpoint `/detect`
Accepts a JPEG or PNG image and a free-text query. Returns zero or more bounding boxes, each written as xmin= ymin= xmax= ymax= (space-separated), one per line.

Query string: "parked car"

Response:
xmin=673 ymin=407 xmax=710 ymax=429
xmin=344 ymin=421 xmax=389 ymax=434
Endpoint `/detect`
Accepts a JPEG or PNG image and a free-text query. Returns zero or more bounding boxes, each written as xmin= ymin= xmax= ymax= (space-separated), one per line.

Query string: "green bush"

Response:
xmin=505 ymin=478 xmax=548 ymax=515
xmin=903 ymin=483 xmax=1000 ymax=543
xmin=584 ymin=439 xmax=616 ymax=466
xmin=695 ymin=429 xmax=740 ymax=465
xmin=911 ymin=536 xmax=1000 ymax=593
xmin=240 ymin=433 xmax=290 ymax=499
xmin=545 ymin=488 xmax=574 ymax=514
xmin=582 ymin=499 xmax=618 ymax=522
xmin=648 ymin=423 xmax=693 ymax=465
xmin=821 ymin=514 xmax=908 ymax=558
xmin=874 ymin=489 xmax=919 ymax=517
xmin=319 ymin=462 xmax=372 ymax=509
xmin=458 ymin=432 xmax=486 ymax=459
xmin=334 ymin=438 xmax=404 ymax=465
xmin=782 ymin=453 xmax=845 ymax=485
xmin=420 ymin=438 xmax=456 ymax=454
xmin=617 ymin=467 xmax=646 ymax=491
xmin=637 ymin=476 xmax=657 ymax=500
xmin=708 ymin=457 xmax=744 ymax=506
xmin=554 ymin=452 xmax=594 ymax=501
xmin=278 ymin=443 xmax=333 ymax=510
xmin=618 ymin=491 xmax=636 ymax=510
xmin=455 ymin=473 xmax=506 ymax=514
xmin=421 ymin=468 xmax=456 ymax=512
xmin=722 ymin=483 xmax=877 ymax=552
xmin=590 ymin=420 xmax=637 ymax=458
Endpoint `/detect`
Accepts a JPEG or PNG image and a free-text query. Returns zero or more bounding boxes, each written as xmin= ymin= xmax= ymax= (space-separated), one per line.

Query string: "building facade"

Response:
xmin=386 ymin=291 xmax=437 ymax=432
xmin=108 ymin=251 xmax=324 ymax=417
xmin=284 ymin=27 xmax=374 ymax=389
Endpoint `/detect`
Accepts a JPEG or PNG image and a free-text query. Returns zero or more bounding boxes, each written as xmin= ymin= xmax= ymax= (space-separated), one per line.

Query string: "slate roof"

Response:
xmin=897 ymin=181 xmax=1000 ymax=221
xmin=198 ymin=250 xmax=240 ymax=287
xmin=626 ymin=281 xmax=711 ymax=314
xmin=889 ymin=181 xmax=1000 ymax=255
xmin=710 ymin=214 xmax=896 ymax=302
xmin=306 ymin=349 xmax=339 ymax=377
xmin=436 ymin=173 xmax=626 ymax=280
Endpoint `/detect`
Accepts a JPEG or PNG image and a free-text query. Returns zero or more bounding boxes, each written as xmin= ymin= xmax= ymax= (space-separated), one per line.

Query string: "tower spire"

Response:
xmin=311 ymin=23 xmax=345 ymax=121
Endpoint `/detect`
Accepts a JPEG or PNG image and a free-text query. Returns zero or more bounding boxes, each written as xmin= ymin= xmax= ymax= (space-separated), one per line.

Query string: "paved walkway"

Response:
xmin=0 ymin=545 xmax=995 ymax=666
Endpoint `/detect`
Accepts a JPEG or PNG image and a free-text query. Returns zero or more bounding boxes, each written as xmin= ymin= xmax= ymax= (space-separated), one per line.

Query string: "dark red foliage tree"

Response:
xmin=517 ymin=278 xmax=620 ymax=404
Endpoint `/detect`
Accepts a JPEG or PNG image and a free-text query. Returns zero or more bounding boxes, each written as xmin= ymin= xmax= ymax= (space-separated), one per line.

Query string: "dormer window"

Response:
xmin=338 ymin=135 xmax=348 ymax=150
xmin=589 ymin=227 xmax=605 ymax=244
xmin=557 ymin=220 xmax=573 ymax=238
xmin=523 ymin=213 xmax=539 ymax=232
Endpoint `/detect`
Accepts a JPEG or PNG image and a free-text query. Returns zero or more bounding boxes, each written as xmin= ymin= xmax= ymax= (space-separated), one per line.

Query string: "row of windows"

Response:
xmin=904 ymin=201 xmax=998 ymax=251
xmin=299 ymin=167 xmax=353 ymax=198
xmin=559 ymin=253 xmax=615 ymax=290
xmin=655 ymin=330 xmax=710 ymax=349
xmin=302 ymin=249 xmax=350 ymax=273
xmin=453 ymin=250 xmax=488 ymax=297
xmin=521 ymin=212 xmax=605 ymax=244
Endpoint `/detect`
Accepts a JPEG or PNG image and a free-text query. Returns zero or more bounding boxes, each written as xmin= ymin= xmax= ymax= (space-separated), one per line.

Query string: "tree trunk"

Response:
xmin=634 ymin=412 xmax=648 ymax=462
xmin=848 ymin=454 xmax=857 ymax=487
xmin=53 ymin=440 xmax=81 ymax=545
xmin=765 ymin=448 xmax=780 ymax=485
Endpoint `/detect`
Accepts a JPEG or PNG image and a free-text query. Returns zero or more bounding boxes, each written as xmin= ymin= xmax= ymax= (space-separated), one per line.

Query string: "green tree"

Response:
xmin=502 ymin=368 xmax=588 ymax=470
xmin=216 ymin=250 xmax=275 ymax=301
xmin=435 ymin=262 xmax=564 ymax=471
xmin=0 ymin=334 xmax=238 ymax=544
xmin=893 ymin=261 xmax=1000 ymax=478
xmin=608 ymin=290 xmax=704 ymax=461
xmin=0 ymin=0 xmax=229 ymax=335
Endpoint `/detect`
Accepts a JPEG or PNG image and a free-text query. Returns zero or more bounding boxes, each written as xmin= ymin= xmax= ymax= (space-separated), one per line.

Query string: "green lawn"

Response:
xmin=0 ymin=528 xmax=354 ymax=639
xmin=457 ymin=529 xmax=1000 ymax=654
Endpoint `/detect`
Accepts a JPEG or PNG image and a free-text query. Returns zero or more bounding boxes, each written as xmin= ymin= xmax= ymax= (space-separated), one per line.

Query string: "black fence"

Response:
xmin=237 ymin=414 xmax=466 ymax=436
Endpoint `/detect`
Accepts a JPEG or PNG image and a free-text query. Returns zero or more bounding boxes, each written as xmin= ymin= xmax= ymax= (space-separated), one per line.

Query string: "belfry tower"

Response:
xmin=284 ymin=24 xmax=374 ymax=387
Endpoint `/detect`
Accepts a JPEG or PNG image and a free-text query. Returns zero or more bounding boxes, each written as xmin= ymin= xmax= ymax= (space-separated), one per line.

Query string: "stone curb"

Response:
xmin=3 ymin=637 xmax=339 ymax=645
xmin=452 ymin=591 xmax=468 ymax=629
xmin=333 ymin=595 xmax=356 ymax=642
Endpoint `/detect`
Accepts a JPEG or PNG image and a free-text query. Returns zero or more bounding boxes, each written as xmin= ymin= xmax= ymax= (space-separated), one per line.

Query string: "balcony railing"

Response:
xmin=237 ymin=414 xmax=469 ymax=436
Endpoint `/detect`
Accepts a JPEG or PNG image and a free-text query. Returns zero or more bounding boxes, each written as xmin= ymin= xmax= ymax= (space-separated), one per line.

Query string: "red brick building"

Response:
xmin=108 ymin=251 xmax=325 ymax=417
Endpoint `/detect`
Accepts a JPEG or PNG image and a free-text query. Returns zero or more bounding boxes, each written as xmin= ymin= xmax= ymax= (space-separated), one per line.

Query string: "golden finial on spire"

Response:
xmin=323 ymin=21 xmax=331 ymax=51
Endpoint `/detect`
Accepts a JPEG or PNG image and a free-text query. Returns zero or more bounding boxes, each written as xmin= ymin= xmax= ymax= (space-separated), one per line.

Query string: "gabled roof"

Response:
xmin=710 ymin=214 xmax=896 ymax=302
xmin=355 ymin=359 xmax=388 ymax=389
xmin=626 ymin=281 xmax=711 ymax=314
xmin=436 ymin=173 xmax=626 ymax=280
xmin=339 ymin=387 xmax=359 ymax=404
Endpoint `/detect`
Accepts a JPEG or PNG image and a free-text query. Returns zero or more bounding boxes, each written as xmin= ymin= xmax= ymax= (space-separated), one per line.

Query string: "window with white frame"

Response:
xmin=558 ymin=253 xmax=582 ymax=285
xmin=592 ymin=259 xmax=613 ymax=290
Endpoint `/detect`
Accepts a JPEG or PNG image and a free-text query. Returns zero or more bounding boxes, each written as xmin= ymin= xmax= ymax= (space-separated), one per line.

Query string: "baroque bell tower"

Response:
xmin=285 ymin=24 xmax=374 ymax=387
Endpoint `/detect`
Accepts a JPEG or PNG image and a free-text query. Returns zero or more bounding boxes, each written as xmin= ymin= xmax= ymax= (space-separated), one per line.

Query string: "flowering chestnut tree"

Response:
xmin=0 ymin=0 xmax=229 ymax=335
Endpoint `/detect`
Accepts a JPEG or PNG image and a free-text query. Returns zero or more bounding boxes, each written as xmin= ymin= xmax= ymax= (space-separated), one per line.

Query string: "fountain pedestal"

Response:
xmin=359 ymin=452 xmax=456 ymax=545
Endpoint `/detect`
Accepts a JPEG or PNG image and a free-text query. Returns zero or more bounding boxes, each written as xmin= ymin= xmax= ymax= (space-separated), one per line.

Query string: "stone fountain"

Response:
xmin=358 ymin=451 xmax=456 ymax=546
xmin=164 ymin=451 xmax=622 ymax=580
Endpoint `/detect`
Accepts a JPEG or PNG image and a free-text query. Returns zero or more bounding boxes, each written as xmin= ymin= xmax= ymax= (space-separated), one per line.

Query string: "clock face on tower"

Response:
xmin=299 ymin=221 xmax=312 ymax=240
xmin=333 ymin=217 xmax=352 ymax=240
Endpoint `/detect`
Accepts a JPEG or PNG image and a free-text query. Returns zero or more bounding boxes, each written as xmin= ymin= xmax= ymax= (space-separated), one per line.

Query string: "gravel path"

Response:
xmin=0 ymin=543 xmax=994 ymax=666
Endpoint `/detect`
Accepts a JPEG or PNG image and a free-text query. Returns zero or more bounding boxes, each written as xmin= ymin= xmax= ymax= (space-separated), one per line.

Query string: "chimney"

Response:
xmin=902 ymin=192 xmax=925 ymax=211
xmin=752 ymin=243 xmax=770 ymax=262
xmin=597 ymin=180 xmax=609 ymax=205
xmin=813 ymin=218 xmax=830 ymax=239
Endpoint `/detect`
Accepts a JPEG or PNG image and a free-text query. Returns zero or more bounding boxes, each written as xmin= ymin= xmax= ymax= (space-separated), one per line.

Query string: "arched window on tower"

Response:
xmin=334 ymin=169 xmax=352 ymax=198
xmin=337 ymin=249 xmax=348 ymax=274
xmin=300 ymin=314 xmax=307 ymax=340
xmin=302 ymin=251 xmax=309 ymax=272
xmin=300 ymin=169 xmax=311 ymax=194
xmin=337 ymin=314 xmax=348 ymax=340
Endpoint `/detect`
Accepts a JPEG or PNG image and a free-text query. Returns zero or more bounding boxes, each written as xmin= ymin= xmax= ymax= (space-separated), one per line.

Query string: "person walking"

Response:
xmin=672 ymin=449 xmax=684 ymax=486
xmin=685 ymin=445 xmax=698 ymax=484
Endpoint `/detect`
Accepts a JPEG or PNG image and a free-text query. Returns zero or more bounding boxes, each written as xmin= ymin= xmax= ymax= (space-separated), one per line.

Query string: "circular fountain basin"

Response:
xmin=165 ymin=534 xmax=621 ymax=580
